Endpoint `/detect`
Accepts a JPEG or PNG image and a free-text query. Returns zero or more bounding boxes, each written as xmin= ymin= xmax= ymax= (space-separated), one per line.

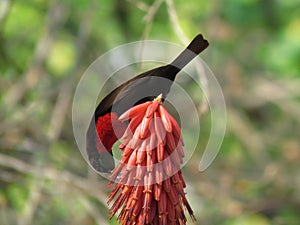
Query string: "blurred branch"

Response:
xmin=128 ymin=0 xmax=162 ymax=42
xmin=143 ymin=0 xmax=164 ymax=35
xmin=243 ymin=77 xmax=300 ymax=124
xmin=79 ymin=196 xmax=109 ymax=225
xmin=165 ymin=0 xmax=209 ymax=115
xmin=0 ymin=0 xmax=23 ymax=72
xmin=17 ymin=179 xmax=43 ymax=225
xmin=138 ymin=0 xmax=163 ymax=66
xmin=3 ymin=1 xmax=68 ymax=109
xmin=0 ymin=153 xmax=107 ymax=204
xmin=126 ymin=0 xmax=149 ymax=12
xmin=165 ymin=0 xmax=188 ymax=44
xmin=246 ymin=198 xmax=300 ymax=217
xmin=227 ymin=107 xmax=266 ymax=162
xmin=47 ymin=78 xmax=73 ymax=141
xmin=0 ymin=0 xmax=11 ymax=28
xmin=114 ymin=0 xmax=131 ymax=40
xmin=47 ymin=2 xmax=93 ymax=141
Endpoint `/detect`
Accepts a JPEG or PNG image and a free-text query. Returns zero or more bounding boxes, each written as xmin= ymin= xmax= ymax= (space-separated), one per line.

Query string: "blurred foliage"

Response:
xmin=0 ymin=0 xmax=300 ymax=224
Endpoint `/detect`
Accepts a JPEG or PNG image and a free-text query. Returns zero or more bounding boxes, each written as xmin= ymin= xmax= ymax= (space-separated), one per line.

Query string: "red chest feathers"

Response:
xmin=95 ymin=113 xmax=127 ymax=153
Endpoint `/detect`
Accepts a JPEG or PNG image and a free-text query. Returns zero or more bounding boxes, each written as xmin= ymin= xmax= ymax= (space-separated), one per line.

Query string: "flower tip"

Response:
xmin=154 ymin=94 xmax=163 ymax=104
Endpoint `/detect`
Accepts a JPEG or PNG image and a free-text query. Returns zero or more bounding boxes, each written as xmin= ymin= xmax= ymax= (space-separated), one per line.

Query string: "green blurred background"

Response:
xmin=1 ymin=0 xmax=300 ymax=224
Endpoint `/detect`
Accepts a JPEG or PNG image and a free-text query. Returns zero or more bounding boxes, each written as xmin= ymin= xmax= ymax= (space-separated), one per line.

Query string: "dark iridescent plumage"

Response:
xmin=86 ymin=34 xmax=209 ymax=173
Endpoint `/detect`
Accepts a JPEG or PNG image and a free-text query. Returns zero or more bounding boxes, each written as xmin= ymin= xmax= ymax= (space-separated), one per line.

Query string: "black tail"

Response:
xmin=171 ymin=34 xmax=209 ymax=70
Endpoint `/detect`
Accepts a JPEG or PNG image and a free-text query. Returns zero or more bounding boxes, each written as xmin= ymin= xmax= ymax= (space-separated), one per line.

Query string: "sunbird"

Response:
xmin=86 ymin=34 xmax=209 ymax=173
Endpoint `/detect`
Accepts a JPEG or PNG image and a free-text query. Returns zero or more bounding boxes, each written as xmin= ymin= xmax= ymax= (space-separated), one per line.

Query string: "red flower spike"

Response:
xmin=163 ymin=152 xmax=173 ymax=177
xmin=119 ymin=101 xmax=151 ymax=121
xmin=168 ymin=203 xmax=176 ymax=223
xmin=137 ymin=212 xmax=146 ymax=225
xmin=167 ymin=185 xmax=179 ymax=206
xmin=154 ymin=112 xmax=166 ymax=144
xmin=149 ymin=123 xmax=157 ymax=153
xmin=155 ymin=163 xmax=163 ymax=185
xmin=169 ymin=115 xmax=184 ymax=146
xmin=156 ymin=142 xmax=164 ymax=162
xmin=144 ymin=171 xmax=153 ymax=192
xmin=154 ymin=183 xmax=162 ymax=201
xmin=107 ymin=183 xmax=121 ymax=204
xmin=158 ymin=104 xmax=173 ymax=133
xmin=143 ymin=189 xmax=152 ymax=212
xmin=145 ymin=98 xmax=160 ymax=118
xmin=122 ymin=114 xmax=143 ymax=142
xmin=182 ymin=195 xmax=196 ymax=221
xmin=134 ymin=163 xmax=146 ymax=184
xmin=163 ymin=177 xmax=171 ymax=193
xmin=171 ymin=173 xmax=180 ymax=186
xmin=108 ymin=96 xmax=196 ymax=225
xmin=166 ymin=131 xmax=177 ymax=153
xmin=121 ymin=147 xmax=134 ymax=163
xmin=127 ymin=125 xmax=142 ymax=149
xmin=147 ymin=201 xmax=157 ymax=224
xmin=146 ymin=151 xmax=154 ymax=172
xmin=118 ymin=165 xmax=130 ymax=181
xmin=139 ymin=116 xmax=153 ymax=139
xmin=136 ymin=141 xmax=147 ymax=164
xmin=132 ymin=196 xmax=143 ymax=218
xmin=126 ymin=150 xmax=137 ymax=169
xmin=132 ymin=185 xmax=144 ymax=202
xmin=178 ymin=170 xmax=187 ymax=188
xmin=158 ymin=190 xmax=168 ymax=225
xmin=170 ymin=148 xmax=182 ymax=168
